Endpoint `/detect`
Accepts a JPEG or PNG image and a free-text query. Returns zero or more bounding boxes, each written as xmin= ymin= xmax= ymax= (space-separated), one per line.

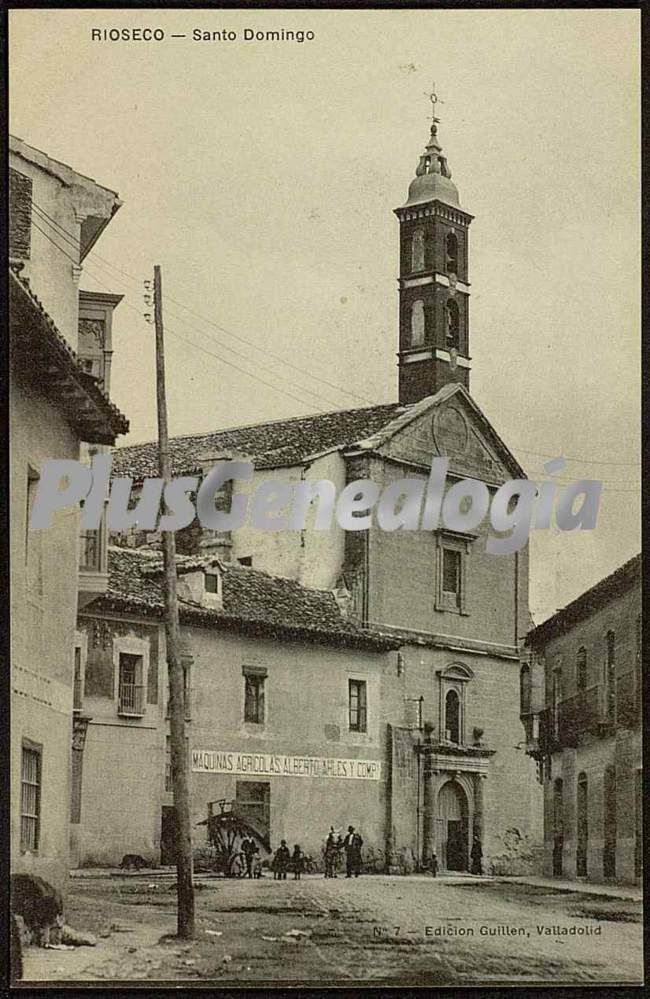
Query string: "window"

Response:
xmin=445 ymin=298 xmax=460 ymax=348
xmin=243 ymin=668 xmax=266 ymax=724
xmin=605 ymin=630 xmax=616 ymax=721
xmin=410 ymin=299 xmax=425 ymax=347
xmin=204 ymin=573 xmax=219 ymax=593
xmin=442 ymin=548 xmax=461 ymax=605
xmin=118 ymin=653 xmax=145 ymax=717
xmin=411 ymin=228 xmax=425 ymax=272
xmin=21 ymin=742 xmax=41 ymax=852
xmin=349 ymin=679 xmax=367 ymax=733
xmin=435 ymin=536 xmax=469 ymax=614
xmin=446 ymin=232 xmax=459 ymax=274
xmin=73 ymin=646 xmax=83 ymax=712
xmin=238 ymin=556 xmax=253 ymax=567
xmin=445 ymin=689 xmax=461 ymax=743
xmin=576 ymin=647 xmax=587 ymax=694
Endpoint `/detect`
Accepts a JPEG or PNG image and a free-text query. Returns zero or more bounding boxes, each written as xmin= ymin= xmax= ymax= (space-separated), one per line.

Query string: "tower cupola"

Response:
xmin=404 ymin=115 xmax=461 ymax=209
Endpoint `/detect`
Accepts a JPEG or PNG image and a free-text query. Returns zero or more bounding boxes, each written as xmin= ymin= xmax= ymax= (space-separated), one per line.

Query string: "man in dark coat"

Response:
xmin=241 ymin=835 xmax=258 ymax=878
xmin=273 ymin=839 xmax=291 ymax=880
xmin=343 ymin=825 xmax=363 ymax=878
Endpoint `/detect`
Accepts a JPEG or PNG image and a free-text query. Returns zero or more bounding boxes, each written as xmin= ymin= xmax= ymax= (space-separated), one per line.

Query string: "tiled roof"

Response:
xmin=112 ymin=381 xmax=525 ymax=481
xmin=10 ymin=267 xmax=129 ymax=443
xmin=112 ymin=402 xmax=403 ymax=479
xmin=93 ymin=547 xmax=400 ymax=652
xmin=526 ymin=553 xmax=641 ymax=646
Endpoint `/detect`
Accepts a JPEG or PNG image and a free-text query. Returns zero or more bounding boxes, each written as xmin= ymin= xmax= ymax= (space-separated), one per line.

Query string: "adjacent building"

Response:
xmin=74 ymin=548 xmax=399 ymax=867
xmin=9 ymin=137 xmax=129 ymax=891
xmin=520 ymin=554 xmax=642 ymax=883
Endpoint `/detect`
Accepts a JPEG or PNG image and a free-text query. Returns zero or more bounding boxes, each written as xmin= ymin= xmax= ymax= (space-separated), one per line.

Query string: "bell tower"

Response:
xmin=394 ymin=90 xmax=474 ymax=405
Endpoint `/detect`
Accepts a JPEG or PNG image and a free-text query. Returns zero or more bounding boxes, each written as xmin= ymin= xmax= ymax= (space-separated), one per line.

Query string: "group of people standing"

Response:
xmin=324 ymin=825 xmax=363 ymax=878
xmin=271 ymin=840 xmax=305 ymax=880
xmin=266 ymin=825 xmax=364 ymax=881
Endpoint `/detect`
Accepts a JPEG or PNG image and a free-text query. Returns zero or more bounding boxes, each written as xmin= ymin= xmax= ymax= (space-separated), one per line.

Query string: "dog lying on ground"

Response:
xmin=11 ymin=873 xmax=64 ymax=947
xmin=119 ymin=853 xmax=149 ymax=871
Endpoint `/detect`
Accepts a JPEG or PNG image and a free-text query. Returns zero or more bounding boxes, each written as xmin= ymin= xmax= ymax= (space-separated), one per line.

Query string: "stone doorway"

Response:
xmin=438 ymin=780 xmax=469 ymax=871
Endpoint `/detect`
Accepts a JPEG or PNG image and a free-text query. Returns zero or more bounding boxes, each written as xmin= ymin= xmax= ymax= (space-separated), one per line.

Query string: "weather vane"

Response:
xmin=424 ymin=83 xmax=443 ymax=124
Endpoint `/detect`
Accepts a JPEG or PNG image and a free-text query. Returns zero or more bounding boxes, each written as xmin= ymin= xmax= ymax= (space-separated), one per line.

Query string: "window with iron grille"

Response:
xmin=244 ymin=673 xmax=265 ymax=724
xmin=21 ymin=742 xmax=41 ymax=852
xmin=118 ymin=653 xmax=145 ymax=717
xmin=349 ymin=679 xmax=367 ymax=733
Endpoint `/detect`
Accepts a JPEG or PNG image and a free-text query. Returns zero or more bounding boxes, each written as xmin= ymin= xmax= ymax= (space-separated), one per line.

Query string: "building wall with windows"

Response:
xmin=521 ymin=555 xmax=641 ymax=884
xmin=188 ymin=627 xmax=391 ymax=865
xmin=10 ymin=382 xmax=80 ymax=891
xmin=10 ymin=137 xmax=128 ymax=893
xmin=74 ymin=550 xmax=398 ymax=868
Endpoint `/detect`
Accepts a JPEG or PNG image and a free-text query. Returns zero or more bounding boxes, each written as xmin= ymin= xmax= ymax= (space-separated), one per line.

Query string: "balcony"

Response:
xmin=556 ymin=684 xmax=615 ymax=747
xmin=118 ymin=682 xmax=145 ymax=717
xmin=78 ymin=519 xmax=108 ymax=609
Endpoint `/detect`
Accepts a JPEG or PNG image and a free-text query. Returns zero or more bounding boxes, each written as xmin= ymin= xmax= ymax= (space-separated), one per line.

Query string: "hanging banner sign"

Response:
xmin=192 ymin=749 xmax=381 ymax=781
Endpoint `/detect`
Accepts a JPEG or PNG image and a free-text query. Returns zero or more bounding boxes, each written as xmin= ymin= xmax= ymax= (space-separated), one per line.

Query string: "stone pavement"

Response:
xmin=22 ymin=872 xmax=643 ymax=986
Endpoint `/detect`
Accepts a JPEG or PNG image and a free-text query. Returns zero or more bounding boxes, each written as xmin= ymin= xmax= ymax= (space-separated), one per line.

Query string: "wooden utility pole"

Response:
xmin=153 ymin=264 xmax=195 ymax=938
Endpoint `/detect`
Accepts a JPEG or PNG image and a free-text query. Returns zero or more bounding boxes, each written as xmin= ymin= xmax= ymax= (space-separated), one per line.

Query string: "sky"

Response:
xmin=9 ymin=8 xmax=640 ymax=623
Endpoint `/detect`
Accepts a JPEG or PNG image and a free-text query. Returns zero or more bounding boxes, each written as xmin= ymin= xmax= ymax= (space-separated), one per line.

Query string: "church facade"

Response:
xmin=78 ymin=107 xmax=542 ymax=873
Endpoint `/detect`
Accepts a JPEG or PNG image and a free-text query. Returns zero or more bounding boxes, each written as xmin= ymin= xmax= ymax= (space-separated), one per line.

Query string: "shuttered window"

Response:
xmin=349 ymin=679 xmax=367 ymax=732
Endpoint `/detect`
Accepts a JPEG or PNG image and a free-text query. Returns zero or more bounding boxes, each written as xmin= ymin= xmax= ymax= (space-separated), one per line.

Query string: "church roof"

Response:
xmin=113 ymin=383 xmax=524 ymax=481
xmin=91 ymin=547 xmax=400 ymax=652
xmin=112 ymin=402 xmax=404 ymax=480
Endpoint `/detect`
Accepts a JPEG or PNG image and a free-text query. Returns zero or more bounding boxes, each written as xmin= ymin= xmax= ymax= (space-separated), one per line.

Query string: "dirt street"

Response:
xmin=20 ymin=872 xmax=643 ymax=987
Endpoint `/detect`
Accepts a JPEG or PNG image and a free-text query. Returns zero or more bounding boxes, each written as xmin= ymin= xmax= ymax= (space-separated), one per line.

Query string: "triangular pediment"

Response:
xmin=349 ymin=384 xmax=523 ymax=484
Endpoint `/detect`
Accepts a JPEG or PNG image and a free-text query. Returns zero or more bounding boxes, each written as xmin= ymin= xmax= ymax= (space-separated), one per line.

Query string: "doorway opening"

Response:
xmin=576 ymin=772 xmax=588 ymax=877
xmin=603 ymin=765 xmax=616 ymax=880
xmin=438 ymin=780 xmax=469 ymax=871
xmin=552 ymin=778 xmax=563 ymax=876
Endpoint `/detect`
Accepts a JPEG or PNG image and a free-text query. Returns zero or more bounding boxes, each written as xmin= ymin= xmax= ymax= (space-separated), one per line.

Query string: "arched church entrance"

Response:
xmin=438 ymin=780 xmax=469 ymax=871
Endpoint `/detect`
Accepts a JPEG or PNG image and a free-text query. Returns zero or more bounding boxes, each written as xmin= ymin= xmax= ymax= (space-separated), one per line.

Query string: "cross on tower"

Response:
xmin=424 ymin=83 xmax=443 ymax=124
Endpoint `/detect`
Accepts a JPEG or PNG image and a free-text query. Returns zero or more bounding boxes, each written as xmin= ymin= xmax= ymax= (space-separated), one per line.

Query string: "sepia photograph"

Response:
xmin=7 ymin=5 xmax=642 ymax=988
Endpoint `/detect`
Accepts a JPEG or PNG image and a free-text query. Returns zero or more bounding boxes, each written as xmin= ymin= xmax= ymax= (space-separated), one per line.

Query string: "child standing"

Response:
xmin=291 ymin=844 xmax=304 ymax=880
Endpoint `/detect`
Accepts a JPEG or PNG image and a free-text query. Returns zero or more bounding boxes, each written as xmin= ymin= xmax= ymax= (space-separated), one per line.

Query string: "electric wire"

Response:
xmin=29 ymin=201 xmax=642 ymax=483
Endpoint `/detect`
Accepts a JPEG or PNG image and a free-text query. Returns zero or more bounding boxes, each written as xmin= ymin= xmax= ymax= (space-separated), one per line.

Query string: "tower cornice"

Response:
xmin=394 ymin=200 xmax=474 ymax=226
